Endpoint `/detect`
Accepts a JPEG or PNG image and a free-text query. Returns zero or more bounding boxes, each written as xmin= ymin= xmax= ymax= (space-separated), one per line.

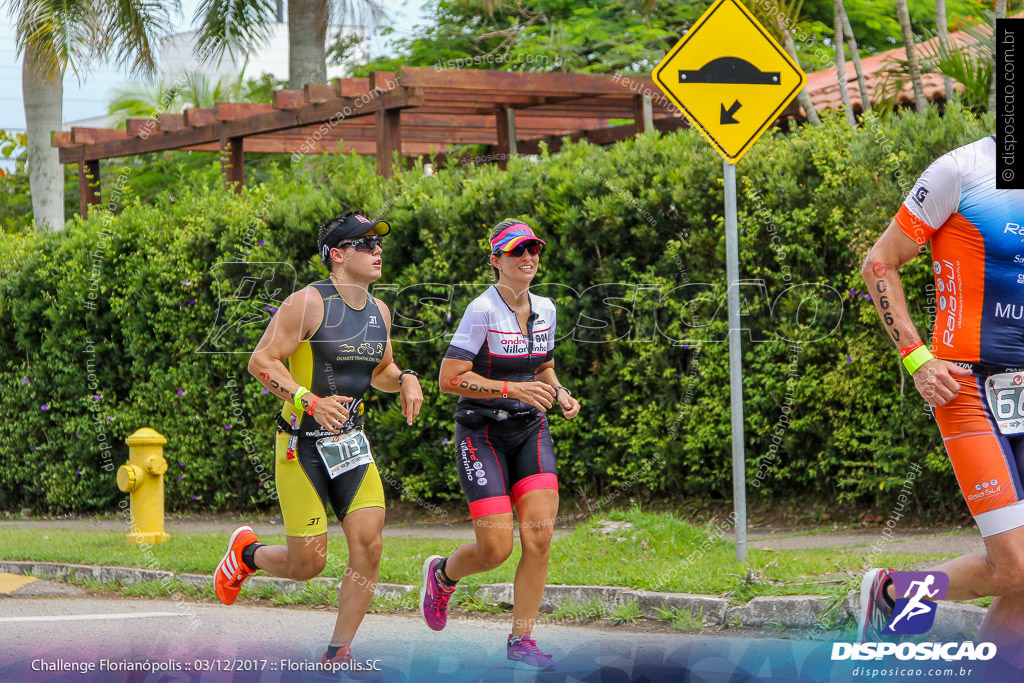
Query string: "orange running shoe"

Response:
xmin=215 ymin=525 xmax=259 ymax=605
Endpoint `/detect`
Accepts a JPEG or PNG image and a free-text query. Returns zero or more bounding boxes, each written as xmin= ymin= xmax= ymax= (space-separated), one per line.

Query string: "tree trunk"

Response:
xmin=895 ymin=0 xmax=928 ymax=111
xmin=989 ymin=0 xmax=1009 ymax=112
xmin=837 ymin=0 xmax=871 ymax=111
xmin=777 ymin=18 xmax=820 ymax=125
xmin=935 ymin=0 xmax=955 ymax=101
xmin=22 ymin=45 xmax=64 ymax=231
xmin=288 ymin=0 xmax=328 ymax=90
xmin=833 ymin=0 xmax=856 ymax=125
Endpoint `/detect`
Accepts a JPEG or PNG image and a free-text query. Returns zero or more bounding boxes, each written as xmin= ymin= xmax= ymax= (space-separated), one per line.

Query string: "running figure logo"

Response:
xmin=886 ymin=571 xmax=949 ymax=635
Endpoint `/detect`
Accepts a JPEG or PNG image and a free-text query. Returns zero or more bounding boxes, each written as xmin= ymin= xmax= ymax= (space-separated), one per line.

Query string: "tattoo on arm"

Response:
xmin=874 ymin=279 xmax=900 ymax=342
xmin=258 ymin=371 xmax=294 ymax=398
xmin=450 ymin=374 xmax=500 ymax=395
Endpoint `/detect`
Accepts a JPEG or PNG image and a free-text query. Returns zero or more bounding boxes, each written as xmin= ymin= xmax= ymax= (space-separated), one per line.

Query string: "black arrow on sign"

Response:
xmin=721 ymin=100 xmax=741 ymax=124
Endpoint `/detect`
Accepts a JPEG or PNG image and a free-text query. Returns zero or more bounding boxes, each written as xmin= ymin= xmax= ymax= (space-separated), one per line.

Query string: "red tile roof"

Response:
xmin=804 ymin=22 xmax=986 ymax=113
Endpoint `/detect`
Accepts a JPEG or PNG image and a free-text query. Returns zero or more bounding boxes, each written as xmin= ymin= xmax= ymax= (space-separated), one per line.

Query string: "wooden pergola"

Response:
xmin=53 ymin=67 xmax=701 ymax=217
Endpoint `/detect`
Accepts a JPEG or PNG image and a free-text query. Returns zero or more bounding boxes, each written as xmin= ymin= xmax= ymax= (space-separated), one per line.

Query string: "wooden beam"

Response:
xmin=370 ymin=71 xmax=398 ymax=92
xmin=181 ymin=139 xmax=446 ymax=156
xmin=514 ymin=117 xmax=689 ymax=156
xmin=336 ymin=78 xmax=371 ymax=97
xmin=157 ymin=113 xmax=185 ymax=131
xmin=71 ymin=127 xmax=128 ymax=144
xmin=273 ymin=90 xmax=305 ymax=110
xmin=400 ymin=66 xmax=652 ymax=96
xmin=633 ymin=94 xmax=653 ymax=134
xmin=184 ymin=108 xmax=217 ymax=127
xmin=59 ymin=86 xmax=425 ymax=163
xmin=304 ymin=84 xmax=336 ymax=103
xmin=376 ymin=108 xmax=401 ymax=177
xmin=78 ymin=159 xmax=100 ymax=218
xmin=494 ymin=108 xmax=515 ymax=169
xmin=221 ymin=137 xmax=244 ymax=192
xmin=217 ymin=102 xmax=276 ymax=120
xmin=344 ymin=112 xmax=610 ymax=131
xmin=126 ymin=118 xmax=161 ymax=137
xmin=52 ymin=131 xmax=73 ymax=147
xmin=414 ymin=102 xmax=639 ymax=118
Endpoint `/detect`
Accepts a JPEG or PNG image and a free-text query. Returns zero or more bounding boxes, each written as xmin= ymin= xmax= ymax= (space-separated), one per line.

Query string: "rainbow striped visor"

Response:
xmin=490 ymin=223 xmax=547 ymax=254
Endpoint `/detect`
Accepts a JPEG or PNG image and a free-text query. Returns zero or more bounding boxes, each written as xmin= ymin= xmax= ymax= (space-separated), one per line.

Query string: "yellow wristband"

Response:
xmin=293 ymin=386 xmax=310 ymax=410
xmin=902 ymin=346 xmax=935 ymax=375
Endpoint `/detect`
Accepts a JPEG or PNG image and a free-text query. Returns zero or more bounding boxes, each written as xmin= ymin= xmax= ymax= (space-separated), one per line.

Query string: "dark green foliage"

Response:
xmin=0 ymin=104 xmax=990 ymax=514
xmin=354 ymin=0 xmax=994 ymax=77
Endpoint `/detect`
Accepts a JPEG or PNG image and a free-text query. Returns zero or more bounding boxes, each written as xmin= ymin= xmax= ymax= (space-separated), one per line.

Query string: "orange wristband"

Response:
xmin=502 ymin=381 xmax=509 ymax=399
xmin=306 ymin=395 xmax=320 ymax=416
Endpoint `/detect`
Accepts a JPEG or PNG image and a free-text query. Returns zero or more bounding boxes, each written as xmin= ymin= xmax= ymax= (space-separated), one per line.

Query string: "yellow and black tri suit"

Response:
xmin=275 ymin=279 xmax=388 ymax=537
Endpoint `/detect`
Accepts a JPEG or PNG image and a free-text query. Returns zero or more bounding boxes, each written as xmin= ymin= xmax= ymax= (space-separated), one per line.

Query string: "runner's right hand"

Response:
xmin=312 ymin=394 xmax=353 ymax=433
xmin=912 ymin=360 xmax=971 ymax=407
xmin=509 ymin=382 xmax=556 ymax=412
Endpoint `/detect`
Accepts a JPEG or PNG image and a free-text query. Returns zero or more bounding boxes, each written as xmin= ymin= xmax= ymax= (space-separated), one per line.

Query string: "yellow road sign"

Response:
xmin=652 ymin=0 xmax=806 ymax=163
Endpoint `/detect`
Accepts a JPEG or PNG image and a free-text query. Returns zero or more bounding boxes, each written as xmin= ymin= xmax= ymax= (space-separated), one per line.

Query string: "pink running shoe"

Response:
xmin=858 ymin=568 xmax=896 ymax=642
xmin=507 ymin=634 xmax=555 ymax=669
xmin=419 ymin=555 xmax=455 ymax=631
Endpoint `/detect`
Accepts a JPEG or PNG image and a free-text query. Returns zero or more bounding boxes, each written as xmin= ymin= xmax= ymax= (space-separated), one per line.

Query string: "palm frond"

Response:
xmin=877 ymin=15 xmax=993 ymax=111
xmin=107 ymin=80 xmax=184 ymax=124
xmin=191 ymin=0 xmax=277 ymax=62
xmin=8 ymin=0 xmax=95 ymax=80
xmin=101 ymin=0 xmax=180 ymax=77
xmin=329 ymin=0 xmax=388 ymax=29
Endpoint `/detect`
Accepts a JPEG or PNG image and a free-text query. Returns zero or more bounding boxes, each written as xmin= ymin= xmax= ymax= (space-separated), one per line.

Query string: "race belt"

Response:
xmin=276 ymin=414 xmax=362 ymax=439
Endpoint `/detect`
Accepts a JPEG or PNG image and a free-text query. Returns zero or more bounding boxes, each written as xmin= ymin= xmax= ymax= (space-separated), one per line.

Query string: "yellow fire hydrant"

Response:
xmin=116 ymin=428 xmax=170 ymax=545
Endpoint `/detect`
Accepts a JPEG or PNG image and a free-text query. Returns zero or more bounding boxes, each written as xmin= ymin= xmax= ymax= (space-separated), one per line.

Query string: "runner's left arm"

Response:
xmin=370 ymin=298 xmax=422 ymax=424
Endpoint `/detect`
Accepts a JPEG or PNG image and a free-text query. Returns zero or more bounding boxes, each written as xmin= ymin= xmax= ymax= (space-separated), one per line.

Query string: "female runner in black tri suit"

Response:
xmin=419 ymin=219 xmax=580 ymax=669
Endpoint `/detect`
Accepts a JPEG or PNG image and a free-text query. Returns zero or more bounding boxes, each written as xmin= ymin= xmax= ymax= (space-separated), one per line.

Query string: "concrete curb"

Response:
xmin=0 ymin=560 xmax=986 ymax=636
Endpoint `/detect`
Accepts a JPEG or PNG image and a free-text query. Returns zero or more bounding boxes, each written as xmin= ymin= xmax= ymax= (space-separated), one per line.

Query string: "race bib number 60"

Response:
xmin=314 ymin=430 xmax=374 ymax=479
xmin=985 ymin=372 xmax=1024 ymax=436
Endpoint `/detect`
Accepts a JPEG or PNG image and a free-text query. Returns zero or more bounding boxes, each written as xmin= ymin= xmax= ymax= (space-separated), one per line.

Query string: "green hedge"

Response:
xmin=0 ymin=104 xmax=990 ymax=514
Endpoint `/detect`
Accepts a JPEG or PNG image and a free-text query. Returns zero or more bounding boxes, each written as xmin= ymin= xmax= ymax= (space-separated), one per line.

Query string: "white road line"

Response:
xmin=0 ymin=612 xmax=190 ymax=623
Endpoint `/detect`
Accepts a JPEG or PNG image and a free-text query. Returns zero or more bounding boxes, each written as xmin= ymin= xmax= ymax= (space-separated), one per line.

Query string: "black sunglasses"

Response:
xmin=497 ymin=242 xmax=543 ymax=257
xmin=338 ymin=235 xmax=383 ymax=252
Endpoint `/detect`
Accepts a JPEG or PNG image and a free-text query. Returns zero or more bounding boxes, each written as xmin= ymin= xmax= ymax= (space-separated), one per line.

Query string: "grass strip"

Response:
xmin=0 ymin=510 xmax=960 ymax=605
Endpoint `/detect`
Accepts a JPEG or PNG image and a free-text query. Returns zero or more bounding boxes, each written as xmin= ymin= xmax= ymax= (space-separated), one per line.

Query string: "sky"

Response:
xmin=0 ymin=0 xmax=429 ymax=133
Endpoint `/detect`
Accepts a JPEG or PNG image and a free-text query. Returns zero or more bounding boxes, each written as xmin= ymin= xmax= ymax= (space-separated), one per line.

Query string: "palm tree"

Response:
xmin=935 ymin=0 xmax=955 ymax=100
xmin=833 ymin=0 xmax=856 ymax=125
xmin=879 ymin=19 xmax=993 ymax=112
xmin=836 ymin=0 xmax=870 ymax=111
xmin=758 ymin=0 xmax=821 ymax=125
xmin=193 ymin=0 xmax=387 ymax=90
xmin=6 ymin=0 xmax=178 ymax=230
xmin=895 ymin=0 xmax=928 ymax=111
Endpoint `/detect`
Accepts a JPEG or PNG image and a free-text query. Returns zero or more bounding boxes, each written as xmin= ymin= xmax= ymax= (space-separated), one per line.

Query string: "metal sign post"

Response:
xmin=723 ymin=160 xmax=746 ymax=561
xmin=651 ymin=0 xmax=806 ymax=562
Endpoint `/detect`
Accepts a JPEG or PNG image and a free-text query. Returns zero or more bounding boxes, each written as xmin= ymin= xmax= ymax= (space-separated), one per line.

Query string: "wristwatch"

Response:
xmin=399 ymin=369 xmax=419 ymax=385
xmin=555 ymin=385 xmax=571 ymax=399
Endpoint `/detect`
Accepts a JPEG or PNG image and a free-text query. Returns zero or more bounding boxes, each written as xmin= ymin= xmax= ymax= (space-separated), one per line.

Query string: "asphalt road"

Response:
xmin=0 ymin=594 xmax=1015 ymax=683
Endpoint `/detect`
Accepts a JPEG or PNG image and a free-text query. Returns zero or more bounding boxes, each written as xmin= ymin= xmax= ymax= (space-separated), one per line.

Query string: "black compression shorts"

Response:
xmin=454 ymin=414 xmax=558 ymax=518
